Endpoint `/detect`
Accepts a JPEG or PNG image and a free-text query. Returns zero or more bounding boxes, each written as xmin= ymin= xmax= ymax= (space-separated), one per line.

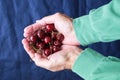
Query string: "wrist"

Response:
xmin=71 ymin=30 xmax=80 ymax=45
xmin=66 ymin=20 xmax=80 ymax=45
xmin=65 ymin=47 xmax=82 ymax=69
xmin=71 ymin=20 xmax=80 ymax=45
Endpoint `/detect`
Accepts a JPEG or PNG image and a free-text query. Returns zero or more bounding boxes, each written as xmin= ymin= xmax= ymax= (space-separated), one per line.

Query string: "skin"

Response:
xmin=22 ymin=13 xmax=83 ymax=71
xmin=24 ymin=13 xmax=80 ymax=45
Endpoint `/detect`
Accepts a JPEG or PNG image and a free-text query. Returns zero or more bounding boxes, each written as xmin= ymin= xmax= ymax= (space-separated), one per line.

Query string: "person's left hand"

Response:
xmin=22 ymin=39 xmax=82 ymax=71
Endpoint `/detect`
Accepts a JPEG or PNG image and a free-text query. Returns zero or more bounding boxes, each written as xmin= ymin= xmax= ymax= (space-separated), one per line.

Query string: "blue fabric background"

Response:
xmin=1 ymin=0 xmax=119 ymax=80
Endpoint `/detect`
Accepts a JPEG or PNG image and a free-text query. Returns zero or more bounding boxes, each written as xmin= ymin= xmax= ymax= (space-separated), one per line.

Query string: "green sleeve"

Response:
xmin=72 ymin=0 xmax=120 ymax=79
xmin=72 ymin=48 xmax=120 ymax=80
xmin=73 ymin=0 xmax=120 ymax=46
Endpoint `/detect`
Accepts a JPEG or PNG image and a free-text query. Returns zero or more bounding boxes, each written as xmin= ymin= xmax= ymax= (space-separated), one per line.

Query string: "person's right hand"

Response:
xmin=24 ymin=13 xmax=80 ymax=45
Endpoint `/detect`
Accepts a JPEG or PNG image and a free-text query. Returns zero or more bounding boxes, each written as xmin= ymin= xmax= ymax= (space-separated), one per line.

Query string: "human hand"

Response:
xmin=22 ymin=39 xmax=82 ymax=71
xmin=23 ymin=13 xmax=80 ymax=45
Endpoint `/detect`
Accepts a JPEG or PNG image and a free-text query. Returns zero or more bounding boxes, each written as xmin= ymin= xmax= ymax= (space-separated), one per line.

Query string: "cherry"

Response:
xmin=44 ymin=49 xmax=52 ymax=56
xmin=45 ymin=32 xmax=51 ymax=37
xmin=54 ymin=40 xmax=61 ymax=46
xmin=36 ymin=42 xmax=45 ymax=49
xmin=57 ymin=33 xmax=64 ymax=42
xmin=30 ymin=35 xmax=37 ymax=43
xmin=51 ymin=32 xmax=57 ymax=39
xmin=35 ymin=42 xmax=40 ymax=49
xmin=37 ymin=30 xmax=45 ymax=39
xmin=26 ymin=37 xmax=31 ymax=42
xmin=46 ymin=24 xmax=54 ymax=32
xmin=44 ymin=36 xmax=51 ymax=44
xmin=26 ymin=24 xmax=64 ymax=57
xmin=53 ymin=46 xmax=61 ymax=52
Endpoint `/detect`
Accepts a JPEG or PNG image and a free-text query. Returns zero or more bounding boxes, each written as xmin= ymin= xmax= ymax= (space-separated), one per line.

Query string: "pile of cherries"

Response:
xmin=26 ymin=24 xmax=64 ymax=57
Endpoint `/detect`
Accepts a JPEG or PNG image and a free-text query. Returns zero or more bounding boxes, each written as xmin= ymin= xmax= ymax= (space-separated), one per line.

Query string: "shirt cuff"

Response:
xmin=73 ymin=16 xmax=100 ymax=46
xmin=72 ymin=48 xmax=105 ymax=79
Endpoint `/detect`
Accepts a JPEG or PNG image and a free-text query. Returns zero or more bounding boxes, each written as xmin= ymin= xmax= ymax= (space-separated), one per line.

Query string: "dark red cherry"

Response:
xmin=57 ymin=33 xmax=64 ymax=42
xmin=54 ymin=40 xmax=61 ymax=46
xmin=51 ymin=32 xmax=57 ymax=39
xmin=26 ymin=37 xmax=31 ymax=42
xmin=37 ymin=30 xmax=45 ymax=39
xmin=44 ymin=36 xmax=51 ymax=44
xmin=36 ymin=42 xmax=45 ymax=49
xmin=53 ymin=46 xmax=61 ymax=52
xmin=46 ymin=24 xmax=55 ymax=32
xmin=30 ymin=35 xmax=37 ymax=43
xmin=44 ymin=49 xmax=52 ymax=56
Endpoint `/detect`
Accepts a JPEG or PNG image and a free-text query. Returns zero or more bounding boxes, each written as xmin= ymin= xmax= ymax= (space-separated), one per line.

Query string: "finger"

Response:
xmin=61 ymin=45 xmax=77 ymax=49
xmin=22 ymin=38 xmax=35 ymax=59
xmin=24 ymin=23 xmax=42 ymax=37
xmin=32 ymin=53 xmax=41 ymax=63
xmin=61 ymin=45 xmax=77 ymax=52
xmin=34 ymin=53 xmax=42 ymax=60
xmin=34 ymin=53 xmax=51 ymax=68
xmin=36 ymin=14 xmax=56 ymax=25
xmin=35 ymin=53 xmax=49 ymax=63
xmin=61 ymin=45 xmax=71 ymax=49
xmin=49 ymin=65 xmax=64 ymax=72
xmin=23 ymin=24 xmax=33 ymax=37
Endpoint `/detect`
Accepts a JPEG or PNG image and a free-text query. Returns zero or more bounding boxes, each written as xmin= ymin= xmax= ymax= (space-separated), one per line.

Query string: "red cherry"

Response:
xmin=57 ymin=33 xmax=64 ymax=42
xmin=44 ymin=49 xmax=52 ymax=56
xmin=37 ymin=30 xmax=45 ymax=39
xmin=46 ymin=24 xmax=55 ymax=32
xmin=54 ymin=40 xmax=61 ymax=46
xmin=44 ymin=36 xmax=51 ymax=44
xmin=36 ymin=42 xmax=45 ymax=49
xmin=53 ymin=46 xmax=61 ymax=52
xmin=26 ymin=37 xmax=31 ymax=42
xmin=51 ymin=32 xmax=57 ymax=39
xmin=30 ymin=35 xmax=37 ymax=43
xmin=35 ymin=42 xmax=40 ymax=49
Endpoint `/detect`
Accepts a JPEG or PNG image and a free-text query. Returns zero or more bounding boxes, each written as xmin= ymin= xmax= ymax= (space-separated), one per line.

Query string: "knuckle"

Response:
xmin=55 ymin=12 xmax=62 ymax=16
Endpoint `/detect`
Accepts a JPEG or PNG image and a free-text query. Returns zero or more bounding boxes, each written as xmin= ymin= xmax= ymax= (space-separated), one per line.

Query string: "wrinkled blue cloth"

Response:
xmin=1 ymin=0 xmax=119 ymax=80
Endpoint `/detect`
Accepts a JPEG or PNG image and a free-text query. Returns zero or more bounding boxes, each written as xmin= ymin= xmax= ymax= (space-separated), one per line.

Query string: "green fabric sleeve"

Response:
xmin=72 ymin=48 xmax=120 ymax=80
xmin=72 ymin=0 xmax=120 ymax=79
xmin=73 ymin=0 xmax=120 ymax=46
